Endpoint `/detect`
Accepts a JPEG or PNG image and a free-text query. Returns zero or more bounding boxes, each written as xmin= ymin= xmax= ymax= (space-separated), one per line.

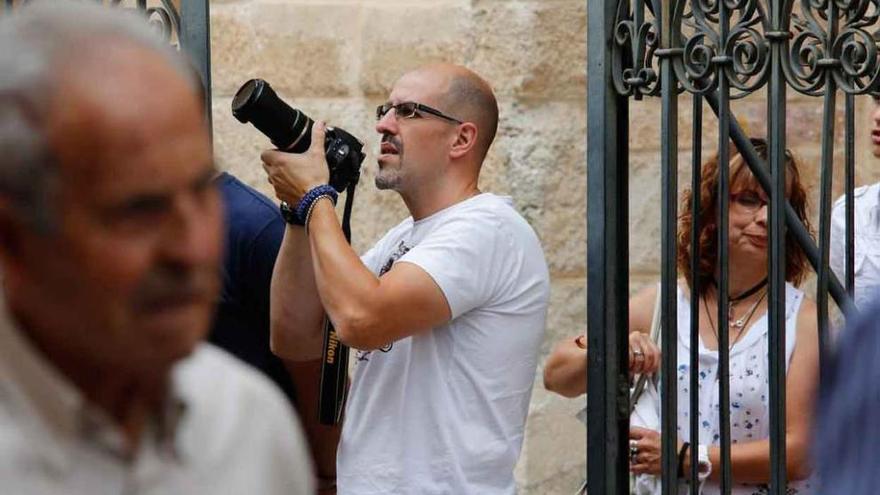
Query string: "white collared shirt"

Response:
xmin=0 ymin=298 xmax=315 ymax=495
xmin=830 ymin=182 xmax=880 ymax=311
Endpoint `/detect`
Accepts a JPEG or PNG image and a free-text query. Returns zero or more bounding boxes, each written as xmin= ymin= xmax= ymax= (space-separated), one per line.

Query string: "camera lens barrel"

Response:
xmin=232 ymin=78 xmax=365 ymax=193
xmin=232 ymin=79 xmax=313 ymax=153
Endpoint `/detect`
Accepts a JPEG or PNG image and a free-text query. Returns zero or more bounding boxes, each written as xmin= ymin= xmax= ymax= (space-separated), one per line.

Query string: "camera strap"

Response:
xmin=317 ymin=178 xmax=358 ymax=425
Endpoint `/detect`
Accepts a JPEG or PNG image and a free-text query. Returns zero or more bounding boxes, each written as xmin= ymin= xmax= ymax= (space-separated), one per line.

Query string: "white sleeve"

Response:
xmin=829 ymin=199 xmax=846 ymax=284
xmin=360 ymin=226 xmax=398 ymax=275
xmin=397 ymin=214 xmax=507 ymax=319
xmin=360 ymin=243 xmax=382 ymax=274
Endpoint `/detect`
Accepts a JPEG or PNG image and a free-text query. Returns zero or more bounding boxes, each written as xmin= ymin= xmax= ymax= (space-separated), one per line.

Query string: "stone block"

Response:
xmin=213 ymin=95 xmax=275 ymax=192
xmin=469 ymin=0 xmax=587 ymax=99
xmin=210 ymin=4 xmax=259 ymax=97
xmin=358 ymin=2 xmax=476 ymax=96
xmin=628 ymin=96 xmax=720 ymax=153
xmin=243 ymin=1 xmax=361 ymax=98
xmin=515 ymin=384 xmax=586 ymax=493
xmin=627 ymin=149 xmax=694 ymax=274
xmin=541 ymin=278 xmax=587 ymax=358
xmin=496 ymin=100 xmax=587 ymax=275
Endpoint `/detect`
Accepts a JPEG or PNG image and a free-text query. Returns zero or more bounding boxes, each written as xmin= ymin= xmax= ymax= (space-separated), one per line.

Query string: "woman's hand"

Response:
xmin=629 ymin=427 xmax=682 ymax=476
xmin=628 ymin=331 xmax=660 ymax=375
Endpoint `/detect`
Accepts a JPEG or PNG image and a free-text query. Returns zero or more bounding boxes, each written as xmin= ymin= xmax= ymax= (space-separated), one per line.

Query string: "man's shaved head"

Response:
xmin=410 ymin=63 xmax=499 ymax=161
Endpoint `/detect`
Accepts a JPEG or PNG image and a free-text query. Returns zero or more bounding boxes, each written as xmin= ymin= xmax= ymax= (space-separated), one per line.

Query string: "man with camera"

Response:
xmin=261 ymin=63 xmax=550 ymax=493
xmin=0 ymin=2 xmax=313 ymax=493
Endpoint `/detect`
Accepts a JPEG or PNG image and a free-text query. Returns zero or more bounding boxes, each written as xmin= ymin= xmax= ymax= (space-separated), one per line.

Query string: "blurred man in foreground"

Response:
xmin=0 ymin=2 xmax=313 ymax=493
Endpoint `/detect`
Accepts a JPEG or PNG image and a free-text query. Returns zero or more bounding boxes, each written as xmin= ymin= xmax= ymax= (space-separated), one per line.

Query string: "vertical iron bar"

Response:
xmin=658 ymin=0 xmax=678 ymax=495
xmin=587 ymin=0 xmax=630 ymax=491
xmin=634 ymin=0 xmax=644 ymax=67
xmin=689 ymin=95 xmax=702 ymax=495
xmin=767 ymin=0 xmax=790 ymax=491
xmin=816 ymin=83 xmax=837 ymax=374
xmin=845 ymin=94 xmax=855 ymax=300
xmin=816 ymin=0 xmax=839 ymax=400
xmin=659 ymin=0 xmax=679 ymax=490
xmin=179 ymin=0 xmax=212 ymax=134
xmin=717 ymin=2 xmax=732 ymax=492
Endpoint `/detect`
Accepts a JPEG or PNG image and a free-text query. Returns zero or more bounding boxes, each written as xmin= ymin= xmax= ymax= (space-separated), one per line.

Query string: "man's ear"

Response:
xmin=449 ymin=122 xmax=478 ymax=160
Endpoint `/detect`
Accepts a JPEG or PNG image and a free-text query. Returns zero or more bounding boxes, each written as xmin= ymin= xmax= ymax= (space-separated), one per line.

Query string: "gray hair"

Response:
xmin=0 ymin=0 xmax=200 ymax=232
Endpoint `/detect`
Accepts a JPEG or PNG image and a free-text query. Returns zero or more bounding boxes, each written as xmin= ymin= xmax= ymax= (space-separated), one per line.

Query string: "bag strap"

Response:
xmin=648 ymin=284 xmax=662 ymax=343
xmin=629 ymin=286 xmax=663 ymax=415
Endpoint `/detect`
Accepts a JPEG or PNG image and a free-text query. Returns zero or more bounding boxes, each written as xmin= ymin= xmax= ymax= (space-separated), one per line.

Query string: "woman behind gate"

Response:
xmin=545 ymin=138 xmax=819 ymax=493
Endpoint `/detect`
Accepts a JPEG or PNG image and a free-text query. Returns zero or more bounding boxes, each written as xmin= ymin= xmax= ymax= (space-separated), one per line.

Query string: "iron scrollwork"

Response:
xmin=612 ymin=0 xmax=663 ymax=97
xmin=110 ymin=0 xmax=181 ymax=47
xmin=613 ymin=0 xmax=775 ymax=98
xmin=724 ymin=0 xmax=772 ymax=94
xmin=674 ymin=0 xmax=772 ymax=97
xmin=782 ymin=0 xmax=880 ymax=96
xmin=612 ymin=0 xmax=880 ymax=98
xmin=5 ymin=1 xmax=181 ymax=48
xmin=829 ymin=0 xmax=880 ymax=94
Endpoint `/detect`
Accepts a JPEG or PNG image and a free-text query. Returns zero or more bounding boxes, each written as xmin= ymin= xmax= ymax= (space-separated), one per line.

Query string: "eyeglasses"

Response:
xmin=376 ymin=101 xmax=462 ymax=124
xmin=730 ymin=191 xmax=768 ymax=213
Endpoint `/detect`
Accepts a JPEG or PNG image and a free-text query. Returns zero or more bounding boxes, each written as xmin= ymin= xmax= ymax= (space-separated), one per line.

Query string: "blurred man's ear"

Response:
xmin=0 ymin=198 xmax=27 ymax=272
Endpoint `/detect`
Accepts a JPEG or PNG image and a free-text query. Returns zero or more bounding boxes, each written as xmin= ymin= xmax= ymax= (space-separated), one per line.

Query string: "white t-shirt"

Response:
xmin=337 ymin=193 xmax=550 ymax=495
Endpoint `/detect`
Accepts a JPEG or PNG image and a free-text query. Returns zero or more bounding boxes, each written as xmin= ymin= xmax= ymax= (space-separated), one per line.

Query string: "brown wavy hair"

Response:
xmin=677 ymin=138 xmax=813 ymax=295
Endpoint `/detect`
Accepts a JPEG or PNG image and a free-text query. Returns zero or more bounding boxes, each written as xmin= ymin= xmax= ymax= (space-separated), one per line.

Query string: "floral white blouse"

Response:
xmin=675 ymin=283 xmax=815 ymax=494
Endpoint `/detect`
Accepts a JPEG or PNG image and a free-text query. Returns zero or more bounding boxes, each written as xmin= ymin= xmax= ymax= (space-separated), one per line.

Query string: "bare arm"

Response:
xmin=270 ymin=226 xmax=325 ymax=360
xmin=306 ymin=201 xmax=451 ymax=350
xmin=543 ymin=337 xmax=586 ymax=398
xmin=543 ymin=284 xmax=661 ymax=397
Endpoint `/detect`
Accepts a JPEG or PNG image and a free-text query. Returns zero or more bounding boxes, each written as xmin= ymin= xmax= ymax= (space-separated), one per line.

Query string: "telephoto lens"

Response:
xmin=232 ymin=78 xmax=365 ymax=193
xmin=232 ymin=79 xmax=315 ymax=152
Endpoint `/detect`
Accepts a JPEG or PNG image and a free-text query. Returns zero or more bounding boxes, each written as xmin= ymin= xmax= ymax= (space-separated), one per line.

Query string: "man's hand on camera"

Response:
xmin=261 ymin=120 xmax=330 ymax=205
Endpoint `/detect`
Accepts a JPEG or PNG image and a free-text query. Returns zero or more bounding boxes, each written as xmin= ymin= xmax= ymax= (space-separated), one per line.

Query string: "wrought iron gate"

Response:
xmin=588 ymin=0 xmax=872 ymax=493
xmin=3 ymin=0 xmax=211 ymax=123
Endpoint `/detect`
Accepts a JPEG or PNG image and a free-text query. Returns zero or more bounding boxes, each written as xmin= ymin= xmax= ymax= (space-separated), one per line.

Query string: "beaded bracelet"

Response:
xmin=304 ymin=195 xmax=335 ymax=235
xmin=294 ymin=184 xmax=338 ymax=224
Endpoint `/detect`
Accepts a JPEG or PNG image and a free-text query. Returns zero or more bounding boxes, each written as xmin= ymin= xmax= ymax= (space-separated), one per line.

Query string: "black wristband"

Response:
xmin=677 ymin=441 xmax=690 ymax=479
xmin=279 ymin=201 xmax=303 ymax=225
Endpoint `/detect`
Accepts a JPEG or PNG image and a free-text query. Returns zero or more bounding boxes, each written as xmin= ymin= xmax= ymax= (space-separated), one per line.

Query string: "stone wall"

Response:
xmin=207 ymin=1 xmax=877 ymax=492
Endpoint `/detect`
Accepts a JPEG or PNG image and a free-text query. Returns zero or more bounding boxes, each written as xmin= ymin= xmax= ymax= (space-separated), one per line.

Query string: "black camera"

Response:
xmin=231 ymin=79 xmax=365 ymax=192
